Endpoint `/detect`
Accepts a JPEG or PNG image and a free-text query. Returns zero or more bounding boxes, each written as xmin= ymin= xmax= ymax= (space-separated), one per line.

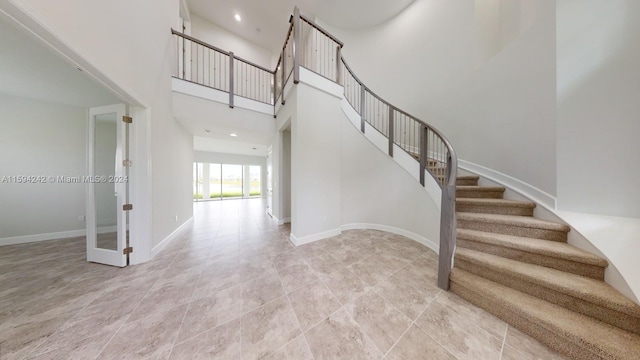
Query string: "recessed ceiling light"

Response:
xmin=234 ymin=14 xmax=241 ymax=22
xmin=230 ymin=133 xmax=238 ymax=137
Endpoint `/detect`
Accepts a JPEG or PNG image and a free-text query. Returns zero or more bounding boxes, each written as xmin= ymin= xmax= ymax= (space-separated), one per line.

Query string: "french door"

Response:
xmin=86 ymin=104 xmax=128 ymax=267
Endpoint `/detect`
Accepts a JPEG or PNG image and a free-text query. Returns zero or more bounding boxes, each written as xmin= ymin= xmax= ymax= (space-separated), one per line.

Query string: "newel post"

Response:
xmin=293 ymin=7 xmax=301 ymax=84
xmin=438 ymin=179 xmax=456 ymax=289
xmin=419 ymin=125 xmax=427 ymax=186
xmin=228 ymin=51 xmax=235 ymax=108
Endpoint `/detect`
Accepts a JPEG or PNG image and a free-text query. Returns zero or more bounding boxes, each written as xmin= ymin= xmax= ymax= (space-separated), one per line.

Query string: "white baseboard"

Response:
xmin=272 ymin=216 xmax=291 ymax=225
xmin=458 ymin=159 xmax=557 ymax=211
xmin=0 ymin=229 xmax=85 ymax=246
xmin=151 ymin=217 xmax=194 ymax=258
xmin=290 ymin=228 xmax=342 ymax=246
xmin=0 ymin=225 xmax=125 ymax=247
xmin=341 ymin=223 xmax=439 ymax=254
xmin=288 ymin=223 xmax=438 ymax=253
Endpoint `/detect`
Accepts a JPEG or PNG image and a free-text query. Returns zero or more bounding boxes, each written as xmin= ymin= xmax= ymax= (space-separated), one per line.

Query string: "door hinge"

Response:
xmin=123 ymin=204 xmax=133 ymax=211
xmin=122 ymin=115 xmax=133 ymax=124
xmin=122 ymin=159 xmax=133 ymax=167
xmin=123 ymin=247 xmax=133 ymax=255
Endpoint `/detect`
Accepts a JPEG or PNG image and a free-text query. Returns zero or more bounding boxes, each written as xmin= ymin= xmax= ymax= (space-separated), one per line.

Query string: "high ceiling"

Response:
xmin=187 ymin=0 xmax=416 ymax=51
xmin=0 ymin=15 xmax=120 ymax=107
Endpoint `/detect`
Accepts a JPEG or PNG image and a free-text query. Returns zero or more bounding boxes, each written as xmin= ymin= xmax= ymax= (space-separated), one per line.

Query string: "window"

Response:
xmin=193 ymin=162 xmax=261 ymax=201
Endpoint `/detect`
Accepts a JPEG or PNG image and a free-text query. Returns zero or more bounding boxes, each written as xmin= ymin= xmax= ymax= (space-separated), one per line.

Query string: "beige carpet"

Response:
xmin=449 ymin=174 xmax=640 ymax=359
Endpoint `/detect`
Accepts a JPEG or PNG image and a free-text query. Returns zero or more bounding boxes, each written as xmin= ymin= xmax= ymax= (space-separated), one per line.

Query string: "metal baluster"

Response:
xmin=389 ymin=107 xmax=394 ymax=157
xmin=229 ymin=52 xmax=234 ymax=108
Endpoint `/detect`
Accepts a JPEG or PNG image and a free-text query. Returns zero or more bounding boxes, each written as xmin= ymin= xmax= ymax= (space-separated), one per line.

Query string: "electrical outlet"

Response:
xmin=78 ymin=215 xmax=85 ymax=221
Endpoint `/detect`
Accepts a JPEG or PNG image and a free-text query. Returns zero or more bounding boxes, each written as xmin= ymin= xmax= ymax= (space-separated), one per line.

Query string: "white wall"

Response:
xmin=10 ymin=0 xmax=195 ymax=257
xmin=271 ymin=87 xmax=296 ymax=225
xmin=282 ymin=130 xmax=291 ymax=220
xmin=340 ymin=116 xmax=441 ymax=244
xmin=276 ymin=70 xmax=442 ymax=247
xmin=190 ymin=14 xmax=275 ymax=69
xmin=321 ymin=0 xmax=557 ymax=198
xmin=556 ymin=0 xmax=640 ymax=218
xmin=290 ymin=83 xmax=343 ymax=242
xmin=194 ymin=151 xmax=265 ymax=166
xmin=0 ymin=94 xmax=86 ymax=240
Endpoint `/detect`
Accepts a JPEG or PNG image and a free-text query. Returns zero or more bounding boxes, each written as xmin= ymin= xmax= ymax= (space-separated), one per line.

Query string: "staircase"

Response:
xmin=450 ymin=175 xmax=640 ymax=360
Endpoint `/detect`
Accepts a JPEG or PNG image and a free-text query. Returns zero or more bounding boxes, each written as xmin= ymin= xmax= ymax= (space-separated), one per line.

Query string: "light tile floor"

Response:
xmin=0 ymin=199 xmax=567 ymax=359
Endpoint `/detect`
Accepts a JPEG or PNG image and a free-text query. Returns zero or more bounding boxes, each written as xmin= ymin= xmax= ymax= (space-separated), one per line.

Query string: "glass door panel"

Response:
xmin=222 ymin=164 xmax=243 ymax=198
xmin=209 ymin=163 xmax=222 ymax=199
xmin=249 ymin=166 xmax=261 ymax=197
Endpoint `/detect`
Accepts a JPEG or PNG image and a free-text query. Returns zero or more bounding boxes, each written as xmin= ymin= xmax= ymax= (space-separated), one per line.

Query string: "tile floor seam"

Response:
xmin=165 ymin=256 xmax=208 ymax=359
xmin=438 ymin=294 xmax=507 ymax=345
xmin=92 ymin=254 xmax=178 ymax=360
xmin=415 ymin=290 xmax=508 ymax=360
xmin=499 ymin=324 xmax=509 ymax=360
xmin=301 ymin=300 xmax=348 ymax=337
xmin=23 ymin=296 xmax=94 ymax=358
xmin=372 ymin=283 xmax=425 ymax=324
xmin=410 ymin=288 xmax=442 ymax=329
xmin=272 ymin=251 xmax=316 ymax=360
xmin=240 ymin=311 xmax=244 ymax=360
xmin=344 ymin=302 xmax=388 ymax=358
xmin=423 ymin=328 xmax=463 ymax=360
xmin=317 ymin=262 xmax=373 ymax=312
xmin=381 ymin=317 xmax=414 ymax=359
xmin=409 ymin=290 xmax=462 ymax=360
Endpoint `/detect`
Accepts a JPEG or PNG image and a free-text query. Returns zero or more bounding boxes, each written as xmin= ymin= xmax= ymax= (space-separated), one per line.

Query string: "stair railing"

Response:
xmin=170 ymin=7 xmax=458 ymax=290
xmin=171 ymin=29 xmax=275 ymax=107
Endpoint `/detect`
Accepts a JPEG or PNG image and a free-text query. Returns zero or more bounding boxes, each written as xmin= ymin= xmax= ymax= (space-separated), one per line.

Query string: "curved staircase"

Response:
xmin=450 ymin=175 xmax=640 ymax=360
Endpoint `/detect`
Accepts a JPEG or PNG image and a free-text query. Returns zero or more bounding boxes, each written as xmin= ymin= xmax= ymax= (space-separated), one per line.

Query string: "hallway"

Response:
xmin=0 ymin=199 xmax=565 ymax=359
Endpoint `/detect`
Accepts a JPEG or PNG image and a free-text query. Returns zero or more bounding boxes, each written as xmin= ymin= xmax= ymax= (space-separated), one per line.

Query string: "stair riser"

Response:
xmin=454 ymin=259 xmax=640 ymax=335
xmin=450 ymin=282 xmax=603 ymax=360
xmin=457 ymin=219 xmax=568 ymax=242
xmin=428 ymin=167 xmax=446 ymax=175
xmin=456 ymin=190 xmax=504 ymax=199
xmin=456 ymin=204 xmax=534 ymax=216
xmin=456 ymin=238 xmax=604 ymax=280
xmin=455 ymin=179 xmax=479 ymax=186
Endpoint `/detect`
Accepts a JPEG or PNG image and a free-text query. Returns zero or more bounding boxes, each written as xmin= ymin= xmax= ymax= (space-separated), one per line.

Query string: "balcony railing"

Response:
xmin=171 ymin=30 xmax=274 ymax=107
xmin=171 ymin=7 xmax=458 ymax=290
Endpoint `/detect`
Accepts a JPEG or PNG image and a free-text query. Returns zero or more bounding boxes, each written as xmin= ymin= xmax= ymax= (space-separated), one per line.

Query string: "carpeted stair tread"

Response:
xmin=457 ymin=212 xmax=571 ymax=232
xmin=456 ymin=186 xmax=506 ymax=199
xmin=455 ymin=247 xmax=640 ymax=318
xmin=456 ymin=175 xmax=479 ymax=181
xmin=457 ymin=185 xmax=505 ymax=192
xmin=451 ymin=269 xmax=640 ymax=360
xmin=456 ymin=228 xmax=607 ymax=267
xmin=456 ymin=198 xmax=536 ymax=208
xmin=452 ymin=175 xmax=480 ymax=186
xmin=456 ymin=198 xmax=536 ymax=209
